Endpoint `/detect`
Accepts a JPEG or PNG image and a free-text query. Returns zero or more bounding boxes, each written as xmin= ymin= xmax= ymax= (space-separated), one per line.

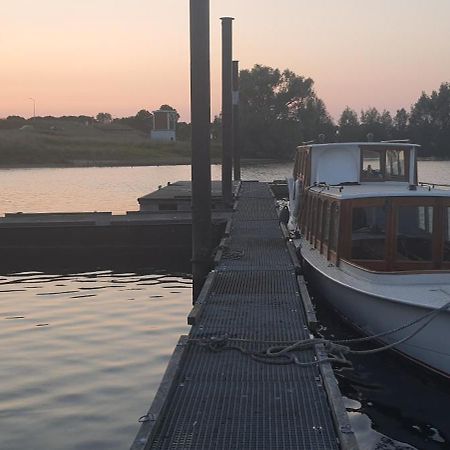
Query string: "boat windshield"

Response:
xmin=361 ymin=149 xmax=383 ymax=180
xmin=360 ymin=147 xmax=409 ymax=182
xmin=386 ymin=149 xmax=406 ymax=178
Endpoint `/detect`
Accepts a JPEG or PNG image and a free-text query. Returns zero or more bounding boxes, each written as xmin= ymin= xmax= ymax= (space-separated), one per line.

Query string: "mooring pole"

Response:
xmin=221 ymin=17 xmax=234 ymax=206
xmin=232 ymin=60 xmax=241 ymax=181
xmin=190 ymin=0 xmax=212 ymax=303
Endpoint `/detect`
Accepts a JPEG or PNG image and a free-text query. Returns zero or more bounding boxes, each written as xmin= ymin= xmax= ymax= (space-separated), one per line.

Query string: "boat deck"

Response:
xmin=132 ymin=181 xmax=357 ymax=450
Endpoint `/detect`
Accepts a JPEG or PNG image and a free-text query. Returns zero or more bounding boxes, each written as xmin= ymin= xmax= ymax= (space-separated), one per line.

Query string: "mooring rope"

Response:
xmin=188 ymin=301 xmax=450 ymax=366
xmin=332 ymin=301 xmax=450 ymax=346
xmin=342 ymin=301 xmax=450 ymax=355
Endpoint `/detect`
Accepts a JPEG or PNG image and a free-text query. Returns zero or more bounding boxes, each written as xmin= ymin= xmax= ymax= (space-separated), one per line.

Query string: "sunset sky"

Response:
xmin=1 ymin=0 xmax=449 ymax=121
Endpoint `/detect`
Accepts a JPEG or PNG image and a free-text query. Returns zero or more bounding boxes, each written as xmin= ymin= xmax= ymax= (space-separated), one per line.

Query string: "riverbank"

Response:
xmin=0 ymin=157 xmax=207 ymax=169
xmin=4 ymin=121 xmax=444 ymax=169
xmin=0 ymin=121 xmax=285 ymax=168
xmin=0 ymin=120 xmax=222 ymax=168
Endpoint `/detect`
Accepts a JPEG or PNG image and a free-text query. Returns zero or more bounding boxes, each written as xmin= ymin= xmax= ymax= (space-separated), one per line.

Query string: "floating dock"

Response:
xmin=132 ymin=181 xmax=358 ymax=450
xmin=0 ymin=182 xmax=232 ymax=272
xmin=138 ymin=180 xmax=240 ymax=211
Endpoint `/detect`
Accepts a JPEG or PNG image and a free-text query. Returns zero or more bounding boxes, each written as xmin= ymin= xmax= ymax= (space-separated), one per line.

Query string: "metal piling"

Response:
xmin=190 ymin=0 xmax=212 ymax=302
xmin=221 ymin=17 xmax=234 ymax=206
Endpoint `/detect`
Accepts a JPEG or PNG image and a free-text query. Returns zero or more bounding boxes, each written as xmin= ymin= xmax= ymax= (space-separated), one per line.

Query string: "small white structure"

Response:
xmin=151 ymin=109 xmax=178 ymax=142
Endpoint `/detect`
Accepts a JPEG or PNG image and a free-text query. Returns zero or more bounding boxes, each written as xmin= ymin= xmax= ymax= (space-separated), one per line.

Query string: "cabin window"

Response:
xmin=307 ymin=196 xmax=315 ymax=242
xmin=386 ymin=150 xmax=406 ymax=178
xmin=322 ymin=201 xmax=330 ymax=248
xmin=300 ymin=195 xmax=306 ymax=233
xmin=329 ymin=203 xmax=340 ymax=252
xmin=310 ymin=196 xmax=318 ymax=243
xmin=296 ymin=149 xmax=305 ymax=178
xmin=396 ymin=206 xmax=433 ymax=261
xmin=295 ymin=147 xmax=309 ymax=183
xmin=361 ymin=149 xmax=383 ymax=180
xmin=313 ymin=197 xmax=321 ymax=246
xmin=351 ymin=206 xmax=386 ymax=260
xmin=304 ymin=195 xmax=313 ymax=239
xmin=316 ymin=199 xmax=324 ymax=248
xmin=360 ymin=146 xmax=410 ymax=182
xmin=444 ymin=207 xmax=450 ymax=262
xmin=301 ymin=150 xmax=307 ymax=177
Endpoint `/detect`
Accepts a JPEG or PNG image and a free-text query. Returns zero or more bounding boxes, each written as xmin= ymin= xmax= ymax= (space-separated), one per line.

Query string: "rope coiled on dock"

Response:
xmin=188 ymin=335 xmax=350 ymax=367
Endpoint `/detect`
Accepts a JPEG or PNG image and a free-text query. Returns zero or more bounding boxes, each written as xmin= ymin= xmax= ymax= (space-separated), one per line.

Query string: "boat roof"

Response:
xmin=310 ymin=183 xmax=450 ymax=200
xmin=299 ymin=142 xmax=420 ymax=150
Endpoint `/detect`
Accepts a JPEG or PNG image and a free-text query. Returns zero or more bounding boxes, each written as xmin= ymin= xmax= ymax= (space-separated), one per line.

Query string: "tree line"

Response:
xmin=2 ymin=66 xmax=448 ymax=159
xmin=0 ymin=105 xmax=190 ymax=137
xmin=236 ymin=65 xmax=450 ymax=159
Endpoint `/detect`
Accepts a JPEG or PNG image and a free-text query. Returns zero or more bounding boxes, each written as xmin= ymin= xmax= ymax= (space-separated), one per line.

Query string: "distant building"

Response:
xmin=151 ymin=109 xmax=178 ymax=142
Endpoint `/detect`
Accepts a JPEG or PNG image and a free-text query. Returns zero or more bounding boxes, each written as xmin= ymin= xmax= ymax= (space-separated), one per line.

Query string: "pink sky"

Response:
xmin=1 ymin=0 xmax=449 ymax=121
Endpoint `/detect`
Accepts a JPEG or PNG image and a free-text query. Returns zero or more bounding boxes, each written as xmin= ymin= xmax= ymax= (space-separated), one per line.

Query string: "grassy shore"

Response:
xmin=0 ymin=120 xmax=222 ymax=168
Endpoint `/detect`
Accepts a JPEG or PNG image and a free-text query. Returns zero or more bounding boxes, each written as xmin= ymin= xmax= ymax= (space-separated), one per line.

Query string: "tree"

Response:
xmin=239 ymin=64 xmax=333 ymax=159
xmin=392 ymin=108 xmax=409 ymax=139
xmin=96 ymin=112 xmax=112 ymax=124
xmin=159 ymin=105 xmax=180 ymax=120
xmin=337 ymin=107 xmax=360 ymax=141
xmin=359 ymin=108 xmax=392 ymax=141
xmin=177 ymin=122 xmax=192 ymax=141
xmin=159 ymin=104 xmax=175 ymax=111
xmin=296 ymin=97 xmax=335 ymax=142
xmin=433 ymin=83 xmax=450 ymax=157
xmin=211 ymin=115 xmax=222 ymax=142
xmin=409 ymin=83 xmax=450 ymax=157
xmin=134 ymin=109 xmax=153 ymax=133
xmin=380 ymin=110 xmax=393 ymax=140
xmin=409 ymin=92 xmax=436 ymax=156
xmin=0 ymin=116 xmax=26 ymax=130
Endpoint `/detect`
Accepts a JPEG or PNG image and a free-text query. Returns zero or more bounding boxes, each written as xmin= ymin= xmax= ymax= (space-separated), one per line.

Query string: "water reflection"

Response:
xmin=1 ymin=161 xmax=450 ymax=449
xmin=0 ymin=165 xmax=222 ymax=215
xmin=1 ymin=160 xmax=448 ymax=215
xmin=0 ymin=269 xmax=192 ymax=450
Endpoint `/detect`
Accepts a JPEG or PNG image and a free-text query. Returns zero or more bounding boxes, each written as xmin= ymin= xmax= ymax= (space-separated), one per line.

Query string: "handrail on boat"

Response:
xmin=309 ymin=182 xmax=360 ymax=193
xmin=419 ymin=182 xmax=450 ymax=189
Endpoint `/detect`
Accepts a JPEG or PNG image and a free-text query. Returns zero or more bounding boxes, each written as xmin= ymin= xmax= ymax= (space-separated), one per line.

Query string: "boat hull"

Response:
xmin=301 ymin=257 xmax=450 ymax=378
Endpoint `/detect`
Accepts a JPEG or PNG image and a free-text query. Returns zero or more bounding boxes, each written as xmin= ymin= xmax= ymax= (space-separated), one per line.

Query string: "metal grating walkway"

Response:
xmin=132 ymin=181 xmax=357 ymax=450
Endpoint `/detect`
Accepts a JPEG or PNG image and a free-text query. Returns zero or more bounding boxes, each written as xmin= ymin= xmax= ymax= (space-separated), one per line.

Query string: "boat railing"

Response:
xmin=419 ymin=182 xmax=450 ymax=190
xmin=308 ymin=182 xmax=360 ymax=193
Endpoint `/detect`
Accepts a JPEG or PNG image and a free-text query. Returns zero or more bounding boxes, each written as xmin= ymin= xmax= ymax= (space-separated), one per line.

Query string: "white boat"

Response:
xmin=288 ymin=142 xmax=450 ymax=377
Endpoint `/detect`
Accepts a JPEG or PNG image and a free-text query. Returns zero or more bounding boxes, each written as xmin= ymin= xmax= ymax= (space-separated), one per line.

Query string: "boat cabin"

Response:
xmin=293 ymin=143 xmax=450 ymax=273
xmin=293 ymin=142 xmax=418 ymax=187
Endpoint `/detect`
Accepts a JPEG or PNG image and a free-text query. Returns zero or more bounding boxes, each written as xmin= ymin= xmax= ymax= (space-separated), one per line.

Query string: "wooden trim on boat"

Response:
xmin=300 ymin=190 xmax=450 ymax=273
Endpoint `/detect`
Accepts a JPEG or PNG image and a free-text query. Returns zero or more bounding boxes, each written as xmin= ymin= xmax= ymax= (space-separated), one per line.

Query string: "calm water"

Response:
xmin=0 ymin=161 xmax=449 ymax=450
